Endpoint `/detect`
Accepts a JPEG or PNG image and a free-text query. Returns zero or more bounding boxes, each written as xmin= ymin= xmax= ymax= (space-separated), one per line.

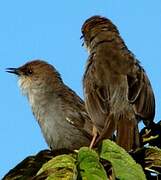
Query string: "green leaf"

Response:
xmin=99 ymin=139 xmax=146 ymax=180
xmin=36 ymin=154 xmax=77 ymax=180
xmin=77 ymin=147 xmax=108 ymax=180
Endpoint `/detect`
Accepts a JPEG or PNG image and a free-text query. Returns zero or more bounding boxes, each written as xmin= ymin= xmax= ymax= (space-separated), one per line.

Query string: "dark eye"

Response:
xmin=25 ymin=68 xmax=33 ymax=76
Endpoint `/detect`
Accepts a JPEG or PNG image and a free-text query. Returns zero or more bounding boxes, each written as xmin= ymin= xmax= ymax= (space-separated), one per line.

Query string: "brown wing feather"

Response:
xmin=83 ymin=54 xmax=112 ymax=134
xmin=128 ymin=64 xmax=155 ymax=125
xmin=96 ymin=32 xmax=155 ymax=125
xmin=58 ymin=85 xmax=93 ymax=139
xmin=85 ymin=88 xmax=110 ymax=132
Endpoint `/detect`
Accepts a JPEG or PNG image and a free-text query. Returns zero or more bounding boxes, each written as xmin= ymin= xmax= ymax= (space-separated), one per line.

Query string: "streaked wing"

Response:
xmin=61 ymin=87 xmax=93 ymax=138
xmin=94 ymin=31 xmax=155 ymax=124
xmin=128 ymin=64 xmax=155 ymax=124
xmin=83 ymin=54 xmax=110 ymax=133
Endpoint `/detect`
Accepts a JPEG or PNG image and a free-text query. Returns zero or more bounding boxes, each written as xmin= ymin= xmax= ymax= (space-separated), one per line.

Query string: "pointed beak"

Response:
xmin=6 ymin=68 xmax=20 ymax=75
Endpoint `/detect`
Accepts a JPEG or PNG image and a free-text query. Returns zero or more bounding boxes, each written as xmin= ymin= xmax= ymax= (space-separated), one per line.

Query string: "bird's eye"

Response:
xmin=25 ymin=69 xmax=33 ymax=76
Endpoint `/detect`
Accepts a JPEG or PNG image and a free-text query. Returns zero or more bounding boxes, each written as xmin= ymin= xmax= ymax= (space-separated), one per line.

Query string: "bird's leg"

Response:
xmin=89 ymin=125 xmax=98 ymax=149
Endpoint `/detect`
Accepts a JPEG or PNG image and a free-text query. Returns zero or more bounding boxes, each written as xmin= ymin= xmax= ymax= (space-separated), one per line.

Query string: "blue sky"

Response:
xmin=1 ymin=0 xmax=161 ymax=178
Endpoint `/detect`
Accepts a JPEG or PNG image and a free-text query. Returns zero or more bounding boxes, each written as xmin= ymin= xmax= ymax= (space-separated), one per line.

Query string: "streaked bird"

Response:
xmin=6 ymin=60 xmax=92 ymax=150
xmin=81 ymin=15 xmax=155 ymax=151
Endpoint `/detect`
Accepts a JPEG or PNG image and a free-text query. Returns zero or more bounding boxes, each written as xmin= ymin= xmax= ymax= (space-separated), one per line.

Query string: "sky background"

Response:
xmin=1 ymin=0 xmax=161 ymax=178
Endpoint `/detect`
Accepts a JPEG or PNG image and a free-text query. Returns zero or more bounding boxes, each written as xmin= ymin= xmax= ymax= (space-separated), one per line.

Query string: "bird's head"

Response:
xmin=81 ymin=15 xmax=118 ymax=52
xmin=6 ymin=60 xmax=62 ymax=95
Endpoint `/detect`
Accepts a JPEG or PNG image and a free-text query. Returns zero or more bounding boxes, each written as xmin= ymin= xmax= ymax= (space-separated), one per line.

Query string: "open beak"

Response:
xmin=6 ymin=68 xmax=20 ymax=75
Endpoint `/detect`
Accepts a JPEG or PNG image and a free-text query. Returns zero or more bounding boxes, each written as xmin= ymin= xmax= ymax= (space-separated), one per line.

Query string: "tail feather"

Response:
xmin=116 ymin=117 xmax=140 ymax=151
xmin=94 ymin=113 xmax=140 ymax=151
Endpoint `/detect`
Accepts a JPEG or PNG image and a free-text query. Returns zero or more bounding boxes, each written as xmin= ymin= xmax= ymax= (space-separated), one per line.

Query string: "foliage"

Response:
xmin=99 ymin=140 xmax=146 ymax=180
xmin=3 ymin=121 xmax=161 ymax=180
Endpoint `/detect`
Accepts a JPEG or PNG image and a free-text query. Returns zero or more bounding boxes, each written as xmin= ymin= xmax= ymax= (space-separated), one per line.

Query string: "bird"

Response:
xmin=81 ymin=15 xmax=155 ymax=151
xmin=6 ymin=60 xmax=93 ymax=150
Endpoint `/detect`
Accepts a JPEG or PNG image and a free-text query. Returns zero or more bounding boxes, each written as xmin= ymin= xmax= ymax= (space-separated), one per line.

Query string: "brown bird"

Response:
xmin=6 ymin=60 xmax=92 ymax=150
xmin=81 ymin=15 xmax=155 ymax=151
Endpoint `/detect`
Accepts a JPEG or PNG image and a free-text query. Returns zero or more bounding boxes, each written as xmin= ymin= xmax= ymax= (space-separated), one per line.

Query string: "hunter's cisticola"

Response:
xmin=81 ymin=16 xmax=155 ymax=151
xmin=7 ymin=60 xmax=92 ymax=150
